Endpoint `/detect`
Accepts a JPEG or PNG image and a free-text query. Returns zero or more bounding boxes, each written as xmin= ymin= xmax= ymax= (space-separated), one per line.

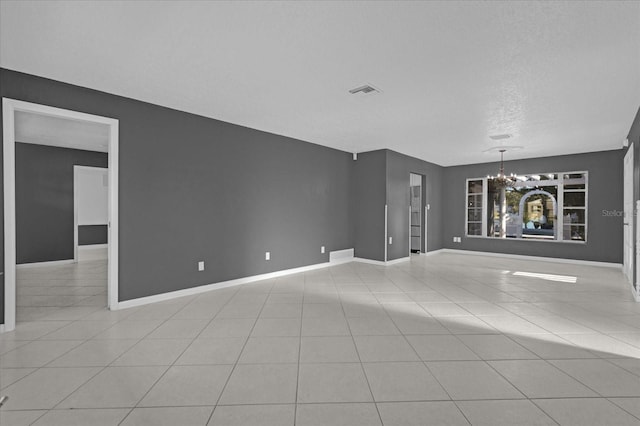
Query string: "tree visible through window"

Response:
xmin=466 ymin=172 xmax=587 ymax=241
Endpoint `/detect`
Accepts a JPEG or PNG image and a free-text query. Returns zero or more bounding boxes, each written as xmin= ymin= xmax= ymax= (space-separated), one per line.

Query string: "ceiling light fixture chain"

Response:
xmin=489 ymin=149 xmax=516 ymax=190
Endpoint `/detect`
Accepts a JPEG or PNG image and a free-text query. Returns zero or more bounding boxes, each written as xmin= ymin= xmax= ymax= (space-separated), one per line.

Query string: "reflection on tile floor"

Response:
xmin=1 ymin=252 xmax=640 ymax=425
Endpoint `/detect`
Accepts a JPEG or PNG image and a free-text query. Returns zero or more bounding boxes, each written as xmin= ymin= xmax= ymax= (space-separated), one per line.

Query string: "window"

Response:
xmin=465 ymin=172 xmax=588 ymax=242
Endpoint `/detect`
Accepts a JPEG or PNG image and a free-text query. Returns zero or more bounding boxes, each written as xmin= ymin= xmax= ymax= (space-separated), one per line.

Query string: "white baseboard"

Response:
xmin=440 ymin=249 xmax=623 ymax=269
xmin=111 ymin=247 xmax=627 ymax=312
xmin=353 ymin=256 xmax=411 ymax=266
xmin=631 ymin=283 xmax=640 ymax=302
xmin=79 ymin=244 xmax=108 ymax=250
xmin=16 ymin=259 xmax=75 ymax=269
xmin=115 ymin=257 xmax=350 ymax=310
xmin=420 ymin=249 xmax=445 ymax=257
xmin=0 ymin=324 xmax=5 ymax=333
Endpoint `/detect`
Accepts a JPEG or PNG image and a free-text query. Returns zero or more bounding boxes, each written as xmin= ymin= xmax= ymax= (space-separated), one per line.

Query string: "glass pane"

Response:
xmin=468 ymin=194 xmax=482 ymax=208
xmin=467 ymin=222 xmax=482 ymax=235
xmin=564 ymin=173 xmax=586 ymax=190
xmin=563 ymin=225 xmax=586 ymax=241
xmin=564 ymin=192 xmax=585 ymax=207
xmin=563 ymin=209 xmax=586 ymax=224
xmin=468 ymin=180 xmax=483 ymax=194
xmin=468 ymin=209 xmax=482 ymax=222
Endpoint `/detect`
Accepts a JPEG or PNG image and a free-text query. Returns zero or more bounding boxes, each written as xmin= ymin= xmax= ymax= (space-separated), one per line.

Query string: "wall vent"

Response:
xmin=349 ymin=84 xmax=379 ymax=95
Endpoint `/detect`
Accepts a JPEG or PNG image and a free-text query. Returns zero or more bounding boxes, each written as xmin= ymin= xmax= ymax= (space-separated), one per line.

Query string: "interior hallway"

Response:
xmin=14 ymin=248 xmax=108 ymax=323
xmin=1 ymin=252 xmax=639 ymax=425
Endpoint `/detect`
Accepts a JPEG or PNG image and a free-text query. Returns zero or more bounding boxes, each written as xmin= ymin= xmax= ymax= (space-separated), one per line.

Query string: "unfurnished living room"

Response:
xmin=1 ymin=1 xmax=640 ymax=425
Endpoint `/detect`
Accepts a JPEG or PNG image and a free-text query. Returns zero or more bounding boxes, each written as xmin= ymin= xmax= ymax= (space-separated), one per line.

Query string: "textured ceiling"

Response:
xmin=1 ymin=1 xmax=638 ymax=165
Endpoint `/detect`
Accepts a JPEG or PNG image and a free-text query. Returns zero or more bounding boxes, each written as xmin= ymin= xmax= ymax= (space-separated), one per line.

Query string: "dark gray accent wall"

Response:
xmin=16 ymin=143 xmax=107 ymax=264
xmin=352 ymin=150 xmax=387 ymax=261
xmin=78 ymin=225 xmax=108 ymax=246
xmin=1 ymin=68 xmax=353 ymax=314
xmin=442 ymin=150 xmax=624 ymax=263
xmin=386 ymin=150 xmax=443 ymax=260
xmin=351 ymin=149 xmax=444 ymax=262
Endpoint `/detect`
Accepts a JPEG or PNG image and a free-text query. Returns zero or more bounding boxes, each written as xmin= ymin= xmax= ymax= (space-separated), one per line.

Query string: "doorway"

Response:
xmin=409 ymin=173 xmax=424 ymax=254
xmin=2 ymin=99 xmax=119 ymax=332
xmin=74 ymin=165 xmax=109 ymax=262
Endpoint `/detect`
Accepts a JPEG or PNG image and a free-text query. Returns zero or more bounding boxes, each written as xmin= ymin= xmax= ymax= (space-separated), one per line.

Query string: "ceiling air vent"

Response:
xmin=489 ymin=134 xmax=512 ymax=141
xmin=349 ymin=84 xmax=380 ymax=95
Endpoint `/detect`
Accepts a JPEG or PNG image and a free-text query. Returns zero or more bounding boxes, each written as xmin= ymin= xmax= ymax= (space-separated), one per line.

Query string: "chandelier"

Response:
xmin=489 ymin=149 xmax=516 ymax=189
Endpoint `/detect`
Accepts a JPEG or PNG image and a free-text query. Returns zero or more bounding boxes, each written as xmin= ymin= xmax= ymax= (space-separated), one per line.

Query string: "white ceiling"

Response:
xmin=1 ymin=1 xmax=638 ymax=166
xmin=15 ymin=111 xmax=109 ymax=153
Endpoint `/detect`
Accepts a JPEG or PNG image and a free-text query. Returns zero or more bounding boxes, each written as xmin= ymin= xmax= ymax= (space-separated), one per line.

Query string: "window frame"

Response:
xmin=464 ymin=171 xmax=588 ymax=243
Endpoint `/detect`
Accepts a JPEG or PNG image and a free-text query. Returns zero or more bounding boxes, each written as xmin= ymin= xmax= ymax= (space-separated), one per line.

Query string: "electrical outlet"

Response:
xmin=321 ymin=246 xmax=325 ymax=254
xmin=198 ymin=261 xmax=205 ymax=271
xmin=453 ymin=237 xmax=457 ymax=243
xmin=265 ymin=252 xmax=270 ymax=261
xmin=389 ymin=237 xmax=393 ymax=244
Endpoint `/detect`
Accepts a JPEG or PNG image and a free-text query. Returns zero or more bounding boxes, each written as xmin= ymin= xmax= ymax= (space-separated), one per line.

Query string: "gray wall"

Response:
xmin=1 ymin=68 xmax=353 ymax=319
xmin=78 ymin=225 xmax=108 ymax=246
xmin=442 ymin=150 xmax=624 ymax=263
xmin=352 ymin=150 xmax=387 ymax=261
xmin=385 ymin=150 xmax=443 ymax=260
xmin=351 ymin=149 xmax=444 ymax=262
xmin=16 ymin=143 xmax=107 ymax=263
xmin=0 ymin=67 xmax=632 ymax=326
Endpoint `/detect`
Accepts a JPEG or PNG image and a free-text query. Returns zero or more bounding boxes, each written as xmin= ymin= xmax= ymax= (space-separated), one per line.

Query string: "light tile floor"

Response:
xmin=1 ymin=252 xmax=640 ymax=425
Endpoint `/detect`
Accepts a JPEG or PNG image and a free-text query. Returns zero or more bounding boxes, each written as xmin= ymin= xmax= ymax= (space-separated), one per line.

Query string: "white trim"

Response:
xmin=440 ymin=248 xmax=623 ymax=269
xmin=16 ymin=259 xmax=76 ymax=269
xmin=79 ymin=243 xmax=109 ymax=250
xmin=420 ymin=248 xmax=445 ymax=256
xmin=385 ymin=256 xmax=411 ymax=265
xmin=634 ymin=199 xmax=640 ymax=302
xmin=408 ymin=205 xmax=412 ymax=254
xmin=117 ymin=259 xmax=344 ymax=310
xmin=2 ymin=98 xmax=119 ymax=332
xmin=624 ymin=146 xmax=634 ymax=284
xmin=354 ymin=258 xmax=387 ymax=266
xmin=3 ymin=99 xmax=17 ymax=332
xmin=384 ymin=204 xmax=388 ymax=262
xmin=108 ymin=119 xmax=119 ymax=310
xmin=424 ymin=203 xmax=428 ymax=253
xmin=115 ymin=254 xmax=415 ymax=311
xmin=353 ymin=256 xmax=411 ymax=266
xmin=74 ymin=166 xmax=78 ymax=262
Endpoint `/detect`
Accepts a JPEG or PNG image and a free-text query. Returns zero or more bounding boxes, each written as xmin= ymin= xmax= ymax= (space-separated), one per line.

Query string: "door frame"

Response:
xmin=623 ymin=143 xmax=634 ymax=286
xmin=2 ymin=98 xmax=120 ymax=332
xmin=409 ymin=172 xmax=426 ymax=254
xmin=74 ymin=165 xmax=109 ymax=262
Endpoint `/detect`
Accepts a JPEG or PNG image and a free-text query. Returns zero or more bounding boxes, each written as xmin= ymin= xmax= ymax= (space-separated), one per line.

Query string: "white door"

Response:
xmin=623 ymin=144 xmax=634 ymax=283
xmin=74 ymin=165 xmax=109 ymax=260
